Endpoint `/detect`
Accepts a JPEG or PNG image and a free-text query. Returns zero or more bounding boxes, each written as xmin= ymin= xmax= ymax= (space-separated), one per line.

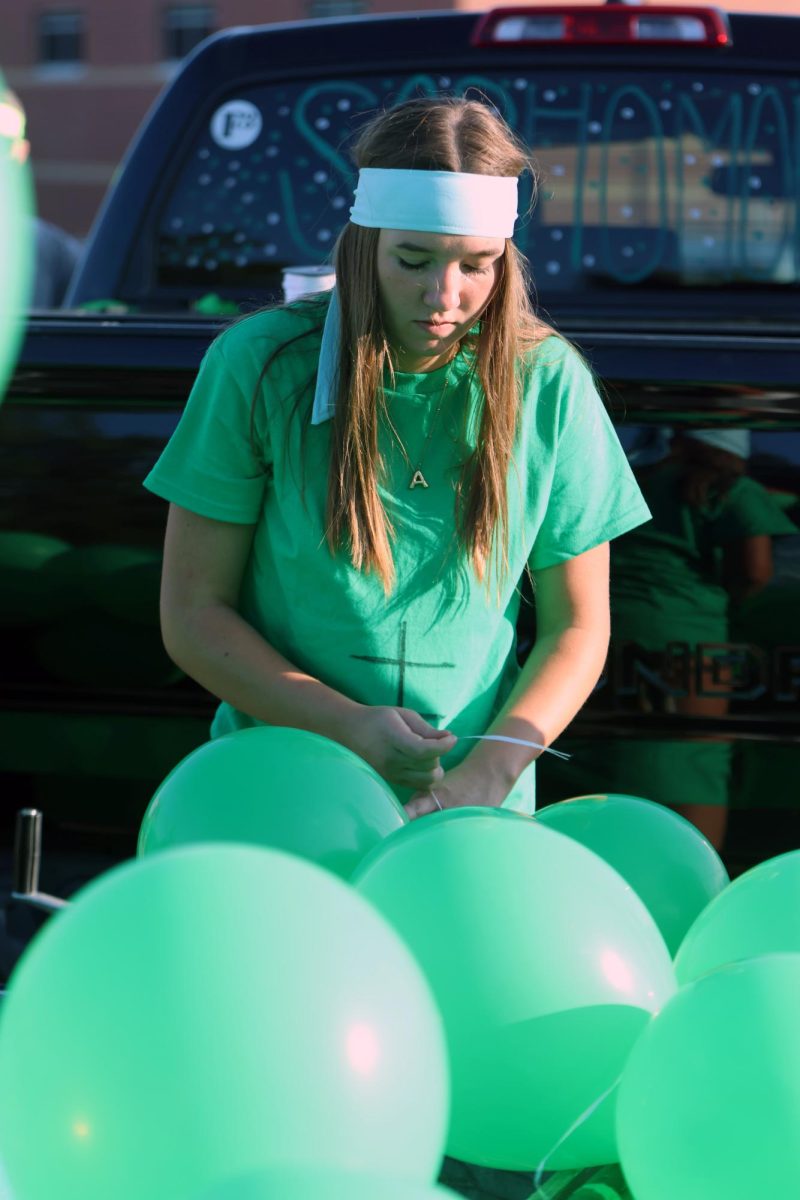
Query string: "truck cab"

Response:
xmin=2 ymin=4 xmax=799 ymax=918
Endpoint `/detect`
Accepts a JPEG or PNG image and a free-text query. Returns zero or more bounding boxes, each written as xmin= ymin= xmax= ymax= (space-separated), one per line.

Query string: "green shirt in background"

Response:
xmin=611 ymin=460 xmax=799 ymax=649
xmin=144 ymin=305 xmax=650 ymax=812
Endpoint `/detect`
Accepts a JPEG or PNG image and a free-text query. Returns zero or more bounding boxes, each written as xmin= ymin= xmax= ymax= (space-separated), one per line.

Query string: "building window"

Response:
xmin=38 ymin=11 xmax=84 ymax=65
xmin=163 ymin=5 xmax=215 ymax=61
xmin=308 ymin=1 xmax=368 ymax=16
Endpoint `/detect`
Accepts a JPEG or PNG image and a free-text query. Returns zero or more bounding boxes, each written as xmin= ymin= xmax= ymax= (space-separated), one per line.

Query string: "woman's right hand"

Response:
xmin=346 ymin=706 xmax=457 ymax=791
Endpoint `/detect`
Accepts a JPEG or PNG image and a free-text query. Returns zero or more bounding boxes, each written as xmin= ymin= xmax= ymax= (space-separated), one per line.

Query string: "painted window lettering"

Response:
xmin=157 ymin=74 xmax=799 ymax=294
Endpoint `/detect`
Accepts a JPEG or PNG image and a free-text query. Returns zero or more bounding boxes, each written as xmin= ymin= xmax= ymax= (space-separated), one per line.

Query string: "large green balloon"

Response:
xmin=0 ymin=845 xmax=449 ymax=1200
xmin=0 ymin=80 xmax=34 ymax=404
xmin=195 ymin=1167 xmax=460 ymax=1198
xmin=353 ymin=809 xmax=676 ymax=1171
xmin=675 ymin=848 xmax=800 ymax=984
xmin=138 ymin=726 xmax=407 ymax=880
xmin=536 ymin=794 xmax=729 ymax=956
xmin=617 ymin=953 xmax=800 ymax=1200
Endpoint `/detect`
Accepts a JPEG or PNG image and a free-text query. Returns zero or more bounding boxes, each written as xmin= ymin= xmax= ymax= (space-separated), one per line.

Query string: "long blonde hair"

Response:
xmin=325 ymin=97 xmax=552 ymax=593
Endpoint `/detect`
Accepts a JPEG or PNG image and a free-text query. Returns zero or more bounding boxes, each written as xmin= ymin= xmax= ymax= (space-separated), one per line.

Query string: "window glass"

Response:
xmin=163 ymin=5 xmax=215 ymax=62
xmin=147 ymin=70 xmax=799 ymax=310
xmin=38 ymin=12 xmax=84 ymax=65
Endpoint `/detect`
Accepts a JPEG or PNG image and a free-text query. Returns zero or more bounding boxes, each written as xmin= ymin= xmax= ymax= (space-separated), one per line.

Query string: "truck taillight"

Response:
xmin=471 ymin=6 xmax=732 ymax=49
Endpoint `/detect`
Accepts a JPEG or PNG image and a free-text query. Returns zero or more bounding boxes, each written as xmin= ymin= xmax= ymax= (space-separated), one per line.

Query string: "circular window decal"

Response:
xmin=210 ymin=101 xmax=263 ymax=150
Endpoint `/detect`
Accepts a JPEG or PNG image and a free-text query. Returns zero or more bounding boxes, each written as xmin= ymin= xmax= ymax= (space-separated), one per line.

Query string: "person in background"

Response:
xmin=31 ymin=217 xmax=83 ymax=308
xmin=1 ymin=86 xmax=83 ymax=308
xmin=604 ymin=427 xmax=798 ymax=850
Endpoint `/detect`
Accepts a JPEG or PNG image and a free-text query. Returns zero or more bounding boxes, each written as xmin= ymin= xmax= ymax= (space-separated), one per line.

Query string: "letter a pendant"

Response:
xmin=409 ymin=469 xmax=429 ymax=490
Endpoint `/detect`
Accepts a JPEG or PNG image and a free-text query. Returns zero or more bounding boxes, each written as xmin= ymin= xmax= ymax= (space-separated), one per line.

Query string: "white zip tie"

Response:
xmin=533 ymin=1075 xmax=622 ymax=1191
xmin=420 ymin=734 xmax=568 ymax=815
xmin=460 ymin=734 xmax=571 ymax=761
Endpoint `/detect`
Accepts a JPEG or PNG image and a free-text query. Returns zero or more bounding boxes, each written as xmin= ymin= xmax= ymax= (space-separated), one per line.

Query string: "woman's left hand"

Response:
xmin=404 ymin=760 xmax=511 ymax=820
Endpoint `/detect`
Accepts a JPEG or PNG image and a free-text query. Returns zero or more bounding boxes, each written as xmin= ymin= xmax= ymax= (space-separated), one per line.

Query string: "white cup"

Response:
xmin=282 ymin=264 xmax=336 ymax=303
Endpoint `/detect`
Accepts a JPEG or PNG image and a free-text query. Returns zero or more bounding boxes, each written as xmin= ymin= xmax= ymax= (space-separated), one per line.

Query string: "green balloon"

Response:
xmin=138 ymin=727 xmax=407 ymax=880
xmin=0 ymin=80 xmax=34 ymax=403
xmin=353 ymin=809 xmax=676 ymax=1171
xmin=0 ymin=845 xmax=449 ymax=1200
xmin=675 ymin=849 xmax=800 ymax=984
xmin=536 ymin=794 xmax=729 ymax=956
xmin=617 ymin=953 xmax=800 ymax=1200
xmin=195 ymin=1167 xmax=460 ymax=1198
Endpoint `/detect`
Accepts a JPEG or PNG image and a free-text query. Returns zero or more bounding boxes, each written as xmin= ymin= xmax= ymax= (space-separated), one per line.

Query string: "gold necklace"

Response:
xmin=387 ymin=368 xmax=452 ymax=490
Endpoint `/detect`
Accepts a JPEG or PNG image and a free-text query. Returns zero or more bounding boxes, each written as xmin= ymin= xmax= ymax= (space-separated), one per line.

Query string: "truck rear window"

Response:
xmin=150 ymin=69 xmax=799 ymax=307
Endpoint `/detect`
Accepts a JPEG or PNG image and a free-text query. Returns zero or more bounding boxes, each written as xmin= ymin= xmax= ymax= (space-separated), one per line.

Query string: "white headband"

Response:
xmin=350 ymin=168 xmax=519 ymax=239
xmin=310 ymin=167 xmax=520 ymax=425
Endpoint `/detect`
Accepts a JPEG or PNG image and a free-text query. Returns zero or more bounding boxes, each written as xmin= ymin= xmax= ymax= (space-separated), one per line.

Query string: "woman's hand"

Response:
xmin=404 ymin=758 xmax=511 ymax=820
xmin=347 ymin=706 xmax=457 ymax=792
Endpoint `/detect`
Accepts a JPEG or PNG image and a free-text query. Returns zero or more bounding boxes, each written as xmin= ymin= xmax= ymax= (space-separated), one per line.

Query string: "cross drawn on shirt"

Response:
xmin=351 ymin=621 xmax=455 ymax=722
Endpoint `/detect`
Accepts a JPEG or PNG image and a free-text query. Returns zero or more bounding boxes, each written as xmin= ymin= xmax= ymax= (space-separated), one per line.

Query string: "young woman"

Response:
xmin=144 ymin=96 xmax=650 ymax=821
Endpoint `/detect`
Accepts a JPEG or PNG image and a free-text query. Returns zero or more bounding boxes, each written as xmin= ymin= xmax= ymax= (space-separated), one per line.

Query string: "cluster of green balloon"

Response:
xmin=0 ymin=79 xmax=35 ymax=404
xmin=536 ymin=793 xmax=729 ymax=956
xmin=139 ymin=726 xmax=408 ymax=880
xmin=194 ymin=1167 xmax=460 ymax=1199
xmin=353 ymin=808 xmax=677 ymax=1172
xmin=616 ymin=850 xmax=800 ymax=1199
xmin=0 ymin=845 xmax=449 ymax=1200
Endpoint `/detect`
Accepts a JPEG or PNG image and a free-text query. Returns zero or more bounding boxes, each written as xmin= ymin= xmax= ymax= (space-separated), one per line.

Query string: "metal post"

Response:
xmin=11 ymin=809 xmax=68 ymax=914
xmin=13 ymin=808 xmax=42 ymax=896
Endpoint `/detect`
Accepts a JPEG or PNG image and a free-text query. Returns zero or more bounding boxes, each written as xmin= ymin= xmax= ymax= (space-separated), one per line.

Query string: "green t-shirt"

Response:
xmin=610 ymin=460 xmax=799 ymax=648
xmin=144 ymin=305 xmax=650 ymax=812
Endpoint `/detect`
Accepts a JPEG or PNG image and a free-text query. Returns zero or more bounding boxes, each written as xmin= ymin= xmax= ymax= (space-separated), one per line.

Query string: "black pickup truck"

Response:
xmin=2 ymin=4 xmax=799 ymax=914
